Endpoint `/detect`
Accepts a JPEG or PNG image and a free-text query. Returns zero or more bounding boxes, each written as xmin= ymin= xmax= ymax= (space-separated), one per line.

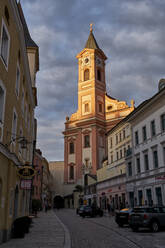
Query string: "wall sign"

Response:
xmin=17 ymin=166 xmax=35 ymax=179
xmin=20 ymin=179 xmax=32 ymax=189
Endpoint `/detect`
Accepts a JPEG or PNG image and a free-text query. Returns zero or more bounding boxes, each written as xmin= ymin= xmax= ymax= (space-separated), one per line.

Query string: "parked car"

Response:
xmin=115 ymin=208 xmax=133 ymax=227
xmin=129 ymin=206 xmax=165 ymax=232
xmin=76 ymin=205 xmax=83 ymax=215
xmin=79 ymin=205 xmax=103 ymax=218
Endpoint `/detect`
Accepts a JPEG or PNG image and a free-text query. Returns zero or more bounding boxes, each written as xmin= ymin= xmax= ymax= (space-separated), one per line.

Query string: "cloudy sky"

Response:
xmin=21 ymin=0 xmax=165 ymax=161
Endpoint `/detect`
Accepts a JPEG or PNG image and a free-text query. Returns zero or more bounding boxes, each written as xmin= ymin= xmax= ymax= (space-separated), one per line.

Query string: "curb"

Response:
xmin=54 ymin=213 xmax=71 ymax=248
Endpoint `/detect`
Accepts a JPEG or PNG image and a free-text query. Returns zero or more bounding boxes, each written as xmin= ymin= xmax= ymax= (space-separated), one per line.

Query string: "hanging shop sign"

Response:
xmin=17 ymin=166 xmax=35 ymax=179
xmin=20 ymin=179 xmax=32 ymax=189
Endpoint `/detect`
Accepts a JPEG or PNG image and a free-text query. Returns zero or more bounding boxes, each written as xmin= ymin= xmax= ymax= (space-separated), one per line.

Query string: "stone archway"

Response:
xmin=53 ymin=195 xmax=64 ymax=209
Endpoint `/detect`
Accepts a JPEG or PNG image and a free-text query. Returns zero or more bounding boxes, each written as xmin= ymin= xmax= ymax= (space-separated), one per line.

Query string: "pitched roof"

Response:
xmin=85 ymin=31 xmax=100 ymax=49
xmin=17 ymin=2 xmax=38 ymax=48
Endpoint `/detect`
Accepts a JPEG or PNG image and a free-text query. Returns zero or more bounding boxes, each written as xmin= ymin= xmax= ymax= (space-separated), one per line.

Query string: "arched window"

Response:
xmin=97 ymin=69 xmax=101 ymax=81
xmin=84 ymin=69 xmax=89 ymax=81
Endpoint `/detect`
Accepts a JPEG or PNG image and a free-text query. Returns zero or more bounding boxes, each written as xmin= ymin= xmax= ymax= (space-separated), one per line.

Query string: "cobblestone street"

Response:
xmin=56 ymin=209 xmax=165 ymax=248
xmin=1 ymin=209 xmax=165 ymax=248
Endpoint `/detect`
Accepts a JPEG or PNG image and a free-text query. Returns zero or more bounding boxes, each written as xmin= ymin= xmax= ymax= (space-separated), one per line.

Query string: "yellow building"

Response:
xmin=0 ymin=0 xmax=39 ymax=243
xmin=97 ymin=118 xmax=132 ymax=210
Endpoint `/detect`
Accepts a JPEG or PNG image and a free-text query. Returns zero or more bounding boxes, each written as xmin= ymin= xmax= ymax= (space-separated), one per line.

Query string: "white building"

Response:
xmin=126 ymin=80 xmax=165 ymax=207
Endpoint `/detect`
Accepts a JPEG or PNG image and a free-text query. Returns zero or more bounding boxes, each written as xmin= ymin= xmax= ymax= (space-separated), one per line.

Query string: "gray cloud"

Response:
xmin=21 ymin=0 xmax=165 ymax=160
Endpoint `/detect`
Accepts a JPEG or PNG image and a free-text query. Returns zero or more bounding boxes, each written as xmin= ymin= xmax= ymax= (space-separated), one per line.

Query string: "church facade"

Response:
xmin=63 ymin=26 xmax=134 ymax=191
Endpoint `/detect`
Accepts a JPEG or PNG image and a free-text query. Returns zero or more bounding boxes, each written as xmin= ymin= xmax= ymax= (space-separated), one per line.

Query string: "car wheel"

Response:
xmin=151 ymin=221 xmax=159 ymax=232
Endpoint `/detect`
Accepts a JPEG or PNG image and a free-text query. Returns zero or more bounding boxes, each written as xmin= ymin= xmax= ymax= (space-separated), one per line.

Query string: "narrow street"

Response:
xmin=55 ymin=209 xmax=165 ymax=248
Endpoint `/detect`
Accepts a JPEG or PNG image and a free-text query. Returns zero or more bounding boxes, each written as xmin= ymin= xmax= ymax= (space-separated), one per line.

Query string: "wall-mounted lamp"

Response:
xmin=5 ymin=133 xmax=31 ymax=150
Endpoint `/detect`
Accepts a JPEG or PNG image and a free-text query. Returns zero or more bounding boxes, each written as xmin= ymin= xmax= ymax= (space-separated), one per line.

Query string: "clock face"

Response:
xmin=85 ymin=58 xmax=89 ymax=64
xmin=83 ymin=56 xmax=90 ymax=66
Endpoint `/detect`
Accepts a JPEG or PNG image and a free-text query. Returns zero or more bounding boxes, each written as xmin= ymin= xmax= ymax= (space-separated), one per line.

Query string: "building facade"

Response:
xmin=126 ymin=82 xmax=165 ymax=207
xmin=0 ymin=0 xmax=39 ymax=243
xmin=32 ymin=149 xmax=43 ymax=202
xmin=63 ymin=26 xmax=134 ymax=199
xmin=97 ymin=121 xmax=132 ymax=210
xmin=49 ymin=161 xmax=65 ymax=207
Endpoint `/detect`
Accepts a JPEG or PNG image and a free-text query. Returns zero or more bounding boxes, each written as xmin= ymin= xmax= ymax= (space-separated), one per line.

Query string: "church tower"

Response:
xmin=63 ymin=25 xmax=134 ymax=192
xmin=76 ymin=24 xmax=107 ymax=121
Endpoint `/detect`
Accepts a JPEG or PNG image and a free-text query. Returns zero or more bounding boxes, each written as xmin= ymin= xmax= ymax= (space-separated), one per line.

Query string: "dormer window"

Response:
xmin=97 ymin=69 xmax=101 ymax=81
xmin=84 ymin=69 xmax=89 ymax=81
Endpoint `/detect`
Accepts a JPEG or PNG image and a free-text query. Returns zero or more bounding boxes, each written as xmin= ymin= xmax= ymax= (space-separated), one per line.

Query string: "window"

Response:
xmin=84 ymin=103 xmax=89 ymax=112
xmin=0 ymin=84 xmax=5 ymax=123
xmin=135 ymin=131 xmax=139 ymax=145
xmin=144 ymin=153 xmax=149 ymax=171
xmin=120 ymin=149 xmax=122 ymax=158
xmin=119 ymin=132 xmax=122 ymax=142
xmin=69 ymin=142 xmax=74 ymax=154
xmin=85 ymin=158 xmax=90 ymax=167
xmin=116 ymin=151 xmax=119 ymax=160
xmin=151 ymin=120 xmax=156 ymax=137
xmin=128 ymin=162 xmax=132 ymax=176
xmin=111 ymin=155 xmax=113 ymax=163
xmin=146 ymin=189 xmax=152 ymax=206
xmin=116 ymin=134 xmax=118 ymax=144
xmin=136 ymin=157 xmax=141 ymax=173
xmin=110 ymin=137 xmax=113 ymax=148
xmin=84 ymin=135 xmax=90 ymax=148
xmin=84 ymin=69 xmax=89 ymax=81
xmin=12 ymin=111 xmax=17 ymax=141
xmin=138 ymin=190 xmax=143 ymax=206
xmin=153 ymin=150 xmax=159 ymax=168
xmin=163 ymin=147 xmax=165 ymax=164
xmin=124 ymin=147 xmax=126 ymax=157
xmin=99 ymin=103 xmax=102 ymax=113
xmin=161 ymin=114 xmax=165 ymax=132
xmin=123 ymin=129 xmax=125 ymax=139
xmin=142 ymin=126 xmax=147 ymax=142
xmin=15 ymin=63 xmax=20 ymax=97
xmin=155 ymin=187 xmax=162 ymax=205
xmin=0 ymin=20 xmax=10 ymax=67
xmin=69 ymin=166 xmax=74 ymax=180
xmin=97 ymin=69 xmax=101 ymax=81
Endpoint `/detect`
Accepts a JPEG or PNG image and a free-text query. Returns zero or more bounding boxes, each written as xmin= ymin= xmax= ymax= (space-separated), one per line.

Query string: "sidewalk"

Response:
xmin=0 ymin=210 xmax=71 ymax=248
